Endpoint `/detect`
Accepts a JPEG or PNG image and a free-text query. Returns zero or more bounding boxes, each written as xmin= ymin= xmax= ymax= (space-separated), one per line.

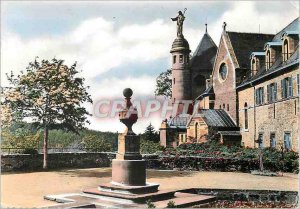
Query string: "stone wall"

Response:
xmin=238 ymin=66 xmax=299 ymax=151
xmin=212 ymin=32 xmax=238 ymax=122
xmin=1 ymin=152 xmax=115 ymax=172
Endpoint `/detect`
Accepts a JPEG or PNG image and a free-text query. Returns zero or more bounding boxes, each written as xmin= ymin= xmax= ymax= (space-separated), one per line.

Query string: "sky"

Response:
xmin=1 ymin=1 xmax=299 ymax=134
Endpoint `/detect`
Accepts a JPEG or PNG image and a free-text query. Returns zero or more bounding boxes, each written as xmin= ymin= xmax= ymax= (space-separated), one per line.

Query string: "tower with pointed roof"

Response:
xmin=190 ymin=24 xmax=217 ymax=99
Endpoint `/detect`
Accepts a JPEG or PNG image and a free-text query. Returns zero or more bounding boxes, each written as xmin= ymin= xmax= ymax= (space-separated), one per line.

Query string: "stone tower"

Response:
xmin=170 ymin=34 xmax=192 ymax=104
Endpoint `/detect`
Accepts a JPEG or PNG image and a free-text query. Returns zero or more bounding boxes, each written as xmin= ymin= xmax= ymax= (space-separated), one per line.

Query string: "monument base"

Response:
xmin=112 ymin=159 xmax=146 ymax=186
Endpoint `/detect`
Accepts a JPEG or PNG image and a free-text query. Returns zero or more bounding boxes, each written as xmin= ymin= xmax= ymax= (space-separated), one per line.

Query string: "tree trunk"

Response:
xmin=43 ymin=126 xmax=49 ymax=169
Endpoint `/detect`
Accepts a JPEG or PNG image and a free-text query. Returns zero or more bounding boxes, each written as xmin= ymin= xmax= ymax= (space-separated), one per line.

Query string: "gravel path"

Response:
xmin=1 ymin=168 xmax=298 ymax=208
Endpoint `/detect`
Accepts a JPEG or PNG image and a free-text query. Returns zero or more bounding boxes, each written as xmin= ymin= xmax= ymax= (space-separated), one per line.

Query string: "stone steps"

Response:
xmin=83 ymin=188 xmax=176 ymax=204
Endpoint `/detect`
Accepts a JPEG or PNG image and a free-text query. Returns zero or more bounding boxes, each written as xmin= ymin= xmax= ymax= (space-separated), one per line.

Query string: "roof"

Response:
xmin=168 ymin=114 xmax=191 ymax=129
xmin=170 ymin=35 xmax=191 ymax=53
xmin=227 ymin=32 xmax=274 ymax=69
xmin=218 ymin=131 xmax=241 ymax=136
xmin=190 ymin=109 xmax=237 ymax=128
xmin=264 ymin=41 xmax=282 ymax=49
xmin=194 ymin=86 xmax=214 ymax=101
xmin=190 ymin=33 xmax=217 ymax=71
xmin=272 ymin=18 xmax=299 ymax=41
xmin=237 ymin=18 xmax=299 ymax=89
xmin=237 ymin=45 xmax=299 ymax=89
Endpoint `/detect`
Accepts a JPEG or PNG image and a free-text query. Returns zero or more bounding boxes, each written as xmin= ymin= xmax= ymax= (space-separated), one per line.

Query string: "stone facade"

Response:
xmin=211 ymin=32 xmax=238 ymax=122
xmin=238 ymin=67 xmax=299 ymax=151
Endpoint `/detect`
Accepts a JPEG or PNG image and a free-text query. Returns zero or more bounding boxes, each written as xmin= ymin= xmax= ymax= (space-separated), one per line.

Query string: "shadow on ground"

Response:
xmin=55 ymin=168 xmax=197 ymax=179
xmin=57 ymin=168 xmax=112 ymax=178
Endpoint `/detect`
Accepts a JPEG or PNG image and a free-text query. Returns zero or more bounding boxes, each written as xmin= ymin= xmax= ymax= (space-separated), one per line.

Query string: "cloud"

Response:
xmin=1 ymin=1 xmax=298 ymax=133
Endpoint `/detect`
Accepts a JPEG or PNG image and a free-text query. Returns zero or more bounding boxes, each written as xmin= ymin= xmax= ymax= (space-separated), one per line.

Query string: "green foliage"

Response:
xmin=141 ymin=123 xmax=160 ymax=143
xmin=1 ymin=121 xmax=118 ymax=152
xmin=162 ymin=141 xmax=299 ymax=173
xmin=155 ymin=69 xmax=172 ymax=98
xmin=82 ymin=135 xmax=112 ymax=152
xmin=140 ymin=139 xmax=163 ymax=154
xmin=1 ymin=127 xmax=41 ymax=154
xmin=3 ymin=58 xmax=92 ymax=132
xmin=146 ymin=199 xmax=156 ymax=208
xmin=166 ymin=200 xmax=176 ymax=208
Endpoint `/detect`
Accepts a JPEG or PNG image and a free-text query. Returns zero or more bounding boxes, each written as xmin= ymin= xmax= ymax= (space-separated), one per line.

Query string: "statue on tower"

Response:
xmin=171 ymin=8 xmax=187 ymax=37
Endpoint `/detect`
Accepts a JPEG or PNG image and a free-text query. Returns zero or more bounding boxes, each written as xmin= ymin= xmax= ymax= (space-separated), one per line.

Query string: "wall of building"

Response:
xmin=238 ymin=87 xmax=255 ymax=147
xmin=186 ymin=117 xmax=208 ymax=142
xmin=238 ymin=67 xmax=299 ymax=151
xmin=212 ymin=34 xmax=238 ymax=122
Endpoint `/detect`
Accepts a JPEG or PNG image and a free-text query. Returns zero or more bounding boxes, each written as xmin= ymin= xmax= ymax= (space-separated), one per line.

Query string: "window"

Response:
xmin=251 ymin=59 xmax=256 ymax=72
xmin=267 ymin=83 xmax=277 ymax=103
xmin=219 ymin=105 xmax=221 ymax=109
xmin=283 ymin=39 xmax=289 ymax=61
xmin=255 ymin=87 xmax=264 ymax=105
xmin=258 ymin=133 xmax=264 ymax=148
xmin=173 ymin=55 xmax=176 ymax=64
xmin=179 ymin=55 xmax=184 ymax=63
xmin=219 ymin=63 xmax=228 ymax=80
xmin=284 ymin=132 xmax=292 ymax=150
xmin=266 ymin=50 xmax=271 ymax=70
xmin=195 ymin=123 xmax=198 ymax=139
xmin=281 ymin=77 xmax=293 ymax=99
xmin=270 ymin=133 xmax=276 ymax=148
xmin=244 ymin=103 xmax=248 ymax=130
xmin=297 ymin=74 xmax=300 ymax=95
xmin=227 ymin=104 xmax=229 ymax=111
xmin=223 ymin=104 xmax=225 ymax=109
xmin=173 ymin=78 xmax=175 ymax=84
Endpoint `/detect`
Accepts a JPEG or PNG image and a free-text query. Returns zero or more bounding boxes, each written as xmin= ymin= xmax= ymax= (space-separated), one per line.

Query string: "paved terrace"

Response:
xmin=1 ymin=168 xmax=298 ymax=208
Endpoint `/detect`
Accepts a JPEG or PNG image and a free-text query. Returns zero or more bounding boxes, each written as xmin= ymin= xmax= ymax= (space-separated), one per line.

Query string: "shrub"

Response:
xmin=140 ymin=139 xmax=163 ymax=154
xmin=146 ymin=199 xmax=156 ymax=208
xmin=167 ymin=200 xmax=176 ymax=208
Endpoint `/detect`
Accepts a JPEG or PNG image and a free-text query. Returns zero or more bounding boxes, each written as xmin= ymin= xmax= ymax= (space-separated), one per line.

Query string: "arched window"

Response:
xmin=223 ymin=104 xmax=225 ymax=109
xmin=283 ymin=39 xmax=289 ymax=61
xmin=244 ymin=103 xmax=248 ymax=130
xmin=195 ymin=123 xmax=198 ymax=139
xmin=219 ymin=63 xmax=228 ymax=80
xmin=266 ymin=50 xmax=271 ymax=70
xmin=252 ymin=59 xmax=256 ymax=74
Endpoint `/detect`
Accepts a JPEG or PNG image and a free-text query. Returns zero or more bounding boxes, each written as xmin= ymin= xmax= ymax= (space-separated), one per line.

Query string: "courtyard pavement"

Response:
xmin=1 ymin=168 xmax=298 ymax=208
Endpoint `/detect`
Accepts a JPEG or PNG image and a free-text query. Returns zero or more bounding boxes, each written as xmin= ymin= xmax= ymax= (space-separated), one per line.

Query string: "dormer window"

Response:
xmin=281 ymin=31 xmax=299 ymax=60
xmin=283 ymin=39 xmax=289 ymax=61
xmin=264 ymin=42 xmax=282 ymax=70
xmin=250 ymin=52 xmax=264 ymax=76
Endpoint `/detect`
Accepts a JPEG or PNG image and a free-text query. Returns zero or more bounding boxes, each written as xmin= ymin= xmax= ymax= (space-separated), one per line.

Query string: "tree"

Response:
xmin=155 ymin=69 xmax=172 ymax=98
xmin=2 ymin=58 xmax=92 ymax=169
xmin=82 ymin=135 xmax=112 ymax=152
xmin=141 ymin=123 xmax=160 ymax=143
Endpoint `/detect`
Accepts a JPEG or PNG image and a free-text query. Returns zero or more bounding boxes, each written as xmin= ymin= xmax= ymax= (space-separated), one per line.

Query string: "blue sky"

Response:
xmin=1 ymin=1 xmax=299 ymax=133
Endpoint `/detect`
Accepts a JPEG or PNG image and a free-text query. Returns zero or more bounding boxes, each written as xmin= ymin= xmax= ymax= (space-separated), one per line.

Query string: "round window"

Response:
xmin=219 ymin=63 xmax=228 ymax=80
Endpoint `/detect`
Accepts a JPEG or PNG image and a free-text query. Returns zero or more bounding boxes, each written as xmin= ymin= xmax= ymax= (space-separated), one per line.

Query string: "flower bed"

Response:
xmin=194 ymin=200 xmax=297 ymax=208
xmin=153 ymin=142 xmax=299 ymax=173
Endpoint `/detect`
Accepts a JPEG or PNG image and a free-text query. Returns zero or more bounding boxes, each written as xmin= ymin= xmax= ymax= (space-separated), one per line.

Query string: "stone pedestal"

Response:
xmin=112 ymin=159 xmax=146 ymax=186
xmin=116 ymin=134 xmax=142 ymax=160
